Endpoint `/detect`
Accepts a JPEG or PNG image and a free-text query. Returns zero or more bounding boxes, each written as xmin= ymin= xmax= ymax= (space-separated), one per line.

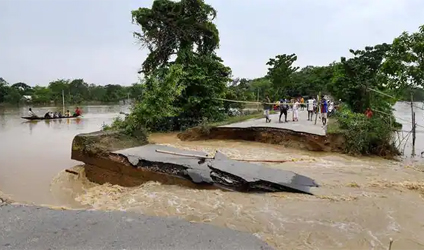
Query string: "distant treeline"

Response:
xmin=0 ymin=78 xmax=143 ymax=105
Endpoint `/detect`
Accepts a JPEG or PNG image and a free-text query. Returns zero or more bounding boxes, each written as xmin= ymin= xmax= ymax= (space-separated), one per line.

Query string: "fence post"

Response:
xmin=411 ymin=92 xmax=416 ymax=157
xmin=314 ymin=92 xmax=321 ymax=125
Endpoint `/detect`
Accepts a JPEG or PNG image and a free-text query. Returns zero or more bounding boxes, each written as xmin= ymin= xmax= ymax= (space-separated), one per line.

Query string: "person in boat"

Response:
xmin=73 ymin=107 xmax=82 ymax=117
xmin=58 ymin=111 xmax=63 ymax=118
xmin=28 ymin=108 xmax=38 ymax=117
xmin=64 ymin=110 xmax=70 ymax=117
xmin=44 ymin=112 xmax=51 ymax=119
xmin=53 ymin=112 xmax=59 ymax=118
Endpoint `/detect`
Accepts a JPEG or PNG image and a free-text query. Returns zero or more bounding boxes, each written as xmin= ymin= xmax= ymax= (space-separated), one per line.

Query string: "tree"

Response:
xmin=266 ymin=54 xmax=299 ymax=99
xmin=32 ymin=86 xmax=52 ymax=104
xmin=329 ymin=43 xmax=392 ymax=113
xmin=111 ymin=64 xmax=185 ymax=134
xmin=131 ymin=0 xmax=219 ymax=75
xmin=11 ymin=82 xmax=32 ymax=96
xmin=383 ymin=25 xmax=424 ymax=97
xmin=48 ymin=79 xmax=70 ymax=104
xmin=131 ymin=0 xmax=231 ymax=126
xmin=291 ymin=65 xmax=335 ymax=97
xmin=69 ymin=79 xmax=89 ymax=103
xmin=0 ymin=77 xmax=9 ymax=103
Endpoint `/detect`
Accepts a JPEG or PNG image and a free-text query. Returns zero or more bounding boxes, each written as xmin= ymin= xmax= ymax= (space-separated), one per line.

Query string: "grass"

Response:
xmin=209 ymin=110 xmax=277 ymax=127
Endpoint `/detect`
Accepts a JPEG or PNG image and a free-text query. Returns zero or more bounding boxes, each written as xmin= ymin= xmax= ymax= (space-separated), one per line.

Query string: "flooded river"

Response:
xmin=1 ymin=103 xmax=424 ymax=249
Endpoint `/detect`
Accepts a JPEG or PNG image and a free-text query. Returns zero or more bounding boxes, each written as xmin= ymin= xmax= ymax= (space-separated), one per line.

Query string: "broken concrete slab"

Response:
xmin=113 ymin=144 xmax=319 ymax=194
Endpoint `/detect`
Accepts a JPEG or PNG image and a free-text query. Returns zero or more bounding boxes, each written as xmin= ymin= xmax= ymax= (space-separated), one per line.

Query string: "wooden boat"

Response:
xmin=21 ymin=115 xmax=81 ymax=121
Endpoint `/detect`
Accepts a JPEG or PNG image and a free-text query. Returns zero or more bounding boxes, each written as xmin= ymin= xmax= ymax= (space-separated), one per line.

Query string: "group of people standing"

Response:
xmin=263 ymin=95 xmax=334 ymax=126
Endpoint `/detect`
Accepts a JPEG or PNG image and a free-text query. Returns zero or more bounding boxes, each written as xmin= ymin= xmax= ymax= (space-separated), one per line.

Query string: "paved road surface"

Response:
xmin=0 ymin=204 xmax=273 ymax=250
xmin=223 ymin=110 xmax=326 ymax=136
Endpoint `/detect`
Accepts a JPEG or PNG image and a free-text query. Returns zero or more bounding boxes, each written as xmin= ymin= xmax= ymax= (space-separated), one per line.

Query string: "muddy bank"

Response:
xmin=178 ymin=126 xmax=345 ymax=152
xmin=71 ymin=131 xmax=319 ymax=194
xmin=71 ymin=131 xmax=199 ymax=188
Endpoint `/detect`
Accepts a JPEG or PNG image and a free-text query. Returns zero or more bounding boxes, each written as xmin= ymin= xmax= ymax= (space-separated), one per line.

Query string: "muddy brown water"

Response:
xmin=1 ymin=103 xmax=424 ymax=249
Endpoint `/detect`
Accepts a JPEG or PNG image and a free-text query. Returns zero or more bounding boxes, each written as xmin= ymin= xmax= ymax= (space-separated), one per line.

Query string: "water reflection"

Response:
xmin=0 ymin=104 xmax=129 ymax=205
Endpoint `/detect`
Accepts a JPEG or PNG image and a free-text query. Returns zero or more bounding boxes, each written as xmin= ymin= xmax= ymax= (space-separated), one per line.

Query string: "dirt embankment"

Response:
xmin=178 ymin=126 xmax=345 ymax=152
xmin=71 ymin=131 xmax=214 ymax=188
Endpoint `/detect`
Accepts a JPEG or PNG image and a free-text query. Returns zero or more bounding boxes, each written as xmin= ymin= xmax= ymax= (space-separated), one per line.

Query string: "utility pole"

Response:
xmin=411 ymin=92 xmax=416 ymax=157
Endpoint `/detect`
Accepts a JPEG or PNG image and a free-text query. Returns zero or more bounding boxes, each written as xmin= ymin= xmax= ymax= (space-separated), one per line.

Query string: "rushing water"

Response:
xmin=1 ymin=103 xmax=424 ymax=249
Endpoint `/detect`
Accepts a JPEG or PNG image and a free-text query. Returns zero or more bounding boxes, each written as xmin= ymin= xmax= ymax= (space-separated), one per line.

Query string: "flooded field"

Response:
xmin=1 ymin=103 xmax=424 ymax=249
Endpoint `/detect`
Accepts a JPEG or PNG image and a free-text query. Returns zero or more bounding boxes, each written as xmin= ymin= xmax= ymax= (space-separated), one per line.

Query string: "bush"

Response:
xmin=336 ymin=108 xmax=399 ymax=156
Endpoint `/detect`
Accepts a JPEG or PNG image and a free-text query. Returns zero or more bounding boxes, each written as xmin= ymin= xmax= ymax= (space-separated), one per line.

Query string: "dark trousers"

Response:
xmin=308 ymin=111 xmax=314 ymax=120
xmin=279 ymin=109 xmax=287 ymax=122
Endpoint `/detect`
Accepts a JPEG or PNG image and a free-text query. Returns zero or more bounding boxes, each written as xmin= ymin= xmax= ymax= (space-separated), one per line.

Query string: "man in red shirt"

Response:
xmin=365 ymin=108 xmax=373 ymax=118
xmin=74 ymin=107 xmax=82 ymax=117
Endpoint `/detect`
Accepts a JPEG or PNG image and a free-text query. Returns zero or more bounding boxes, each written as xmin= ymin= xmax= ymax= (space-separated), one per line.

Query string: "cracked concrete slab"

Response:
xmin=113 ymin=144 xmax=318 ymax=194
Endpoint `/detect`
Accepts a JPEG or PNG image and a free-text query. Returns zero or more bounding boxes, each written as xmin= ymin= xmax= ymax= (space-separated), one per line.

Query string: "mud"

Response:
xmin=178 ymin=126 xmax=345 ymax=152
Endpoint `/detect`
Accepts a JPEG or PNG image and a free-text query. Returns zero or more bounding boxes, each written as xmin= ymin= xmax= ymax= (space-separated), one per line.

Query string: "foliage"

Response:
xmin=329 ymin=43 xmax=393 ymax=113
xmin=106 ymin=64 xmax=185 ymax=134
xmin=291 ymin=65 xmax=335 ymax=97
xmin=335 ymin=107 xmax=399 ymax=156
xmin=0 ymin=77 xmax=141 ymax=105
xmin=266 ymin=54 xmax=299 ymax=99
xmin=131 ymin=0 xmax=232 ymax=130
xmin=131 ymin=0 xmax=219 ymax=75
xmin=383 ymin=25 xmax=424 ymax=92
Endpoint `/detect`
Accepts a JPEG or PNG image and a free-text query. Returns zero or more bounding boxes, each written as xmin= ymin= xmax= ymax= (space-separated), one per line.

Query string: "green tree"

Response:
xmin=11 ymin=82 xmax=32 ymax=96
xmin=69 ymin=79 xmax=89 ymax=103
xmin=132 ymin=0 xmax=231 ymax=126
xmin=109 ymin=64 xmax=185 ymax=134
xmin=132 ymin=0 xmax=219 ymax=75
xmin=329 ymin=43 xmax=392 ymax=113
xmin=0 ymin=78 xmax=9 ymax=103
xmin=32 ymin=86 xmax=52 ymax=104
xmin=383 ymin=25 xmax=424 ymax=98
xmin=48 ymin=79 xmax=70 ymax=104
xmin=291 ymin=65 xmax=335 ymax=97
xmin=266 ymin=54 xmax=299 ymax=99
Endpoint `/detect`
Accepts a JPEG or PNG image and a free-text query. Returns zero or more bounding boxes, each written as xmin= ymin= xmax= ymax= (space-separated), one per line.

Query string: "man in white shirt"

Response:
xmin=28 ymin=108 xmax=37 ymax=117
xmin=307 ymin=97 xmax=314 ymax=121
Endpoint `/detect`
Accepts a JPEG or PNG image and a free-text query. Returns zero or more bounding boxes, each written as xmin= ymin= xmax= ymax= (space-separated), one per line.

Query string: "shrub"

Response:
xmin=336 ymin=108 xmax=399 ymax=156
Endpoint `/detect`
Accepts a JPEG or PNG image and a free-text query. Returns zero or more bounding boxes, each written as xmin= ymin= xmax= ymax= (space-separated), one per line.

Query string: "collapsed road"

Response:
xmin=113 ymin=145 xmax=319 ymax=194
xmin=71 ymin=130 xmax=319 ymax=194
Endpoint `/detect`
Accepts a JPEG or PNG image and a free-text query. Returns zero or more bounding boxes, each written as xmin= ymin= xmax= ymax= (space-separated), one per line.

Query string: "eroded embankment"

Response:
xmin=71 ymin=131 xmax=319 ymax=194
xmin=71 ymin=131 xmax=201 ymax=188
xmin=178 ymin=126 xmax=345 ymax=152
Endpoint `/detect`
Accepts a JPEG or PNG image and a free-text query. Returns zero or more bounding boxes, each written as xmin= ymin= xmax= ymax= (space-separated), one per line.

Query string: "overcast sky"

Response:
xmin=1 ymin=0 xmax=423 ymax=86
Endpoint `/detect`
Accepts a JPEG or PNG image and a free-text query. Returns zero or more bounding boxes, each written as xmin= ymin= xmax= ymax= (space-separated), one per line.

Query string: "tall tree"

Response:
xmin=132 ymin=0 xmax=231 ymax=124
xmin=131 ymin=0 xmax=219 ymax=75
xmin=329 ymin=43 xmax=392 ymax=113
xmin=383 ymin=25 xmax=424 ymax=96
xmin=266 ymin=54 xmax=299 ymax=99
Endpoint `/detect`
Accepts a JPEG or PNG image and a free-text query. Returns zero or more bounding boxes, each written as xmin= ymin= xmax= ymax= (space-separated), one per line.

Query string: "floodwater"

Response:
xmin=1 ymin=103 xmax=424 ymax=249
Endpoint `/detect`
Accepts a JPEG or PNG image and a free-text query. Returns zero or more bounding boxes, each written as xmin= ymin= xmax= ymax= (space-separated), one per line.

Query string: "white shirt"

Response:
xmin=293 ymin=102 xmax=299 ymax=111
xmin=29 ymin=110 xmax=36 ymax=117
xmin=307 ymin=99 xmax=314 ymax=111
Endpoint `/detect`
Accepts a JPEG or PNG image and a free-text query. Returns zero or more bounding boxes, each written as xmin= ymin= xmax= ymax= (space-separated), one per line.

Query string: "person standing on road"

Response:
xmin=279 ymin=99 xmax=288 ymax=123
xmin=263 ymin=95 xmax=272 ymax=123
xmin=293 ymin=99 xmax=299 ymax=122
xmin=307 ymin=97 xmax=314 ymax=121
xmin=321 ymin=96 xmax=328 ymax=126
